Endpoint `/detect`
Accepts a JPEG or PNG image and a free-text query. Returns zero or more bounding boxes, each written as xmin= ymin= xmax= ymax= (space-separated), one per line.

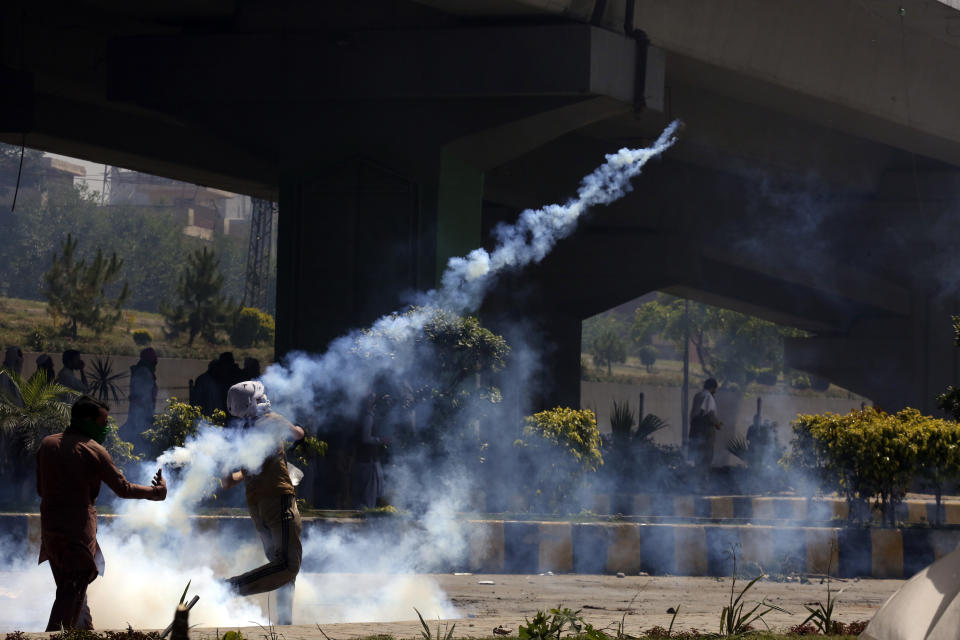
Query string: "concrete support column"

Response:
xmin=276 ymin=153 xmax=484 ymax=357
xmin=419 ymin=150 xmax=484 ymax=288
xmin=532 ymin=313 xmax=584 ymax=411
xmin=785 ymin=293 xmax=960 ymax=415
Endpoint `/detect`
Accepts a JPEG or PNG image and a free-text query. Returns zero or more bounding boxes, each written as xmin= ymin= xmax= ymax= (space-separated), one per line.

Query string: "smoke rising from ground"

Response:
xmin=0 ymin=122 xmax=679 ymax=631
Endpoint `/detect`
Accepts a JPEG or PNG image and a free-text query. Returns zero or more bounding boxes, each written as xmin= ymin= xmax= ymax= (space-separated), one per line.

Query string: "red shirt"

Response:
xmin=36 ymin=430 xmax=164 ymax=574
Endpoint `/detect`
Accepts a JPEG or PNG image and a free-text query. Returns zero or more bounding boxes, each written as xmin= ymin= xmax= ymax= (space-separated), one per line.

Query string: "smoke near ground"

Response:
xmin=0 ymin=122 xmax=679 ymax=631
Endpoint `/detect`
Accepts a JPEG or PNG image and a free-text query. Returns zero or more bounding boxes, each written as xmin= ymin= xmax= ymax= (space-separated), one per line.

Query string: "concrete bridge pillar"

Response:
xmin=786 ymin=294 xmax=960 ymax=415
xmin=275 ymin=151 xmax=483 ymax=357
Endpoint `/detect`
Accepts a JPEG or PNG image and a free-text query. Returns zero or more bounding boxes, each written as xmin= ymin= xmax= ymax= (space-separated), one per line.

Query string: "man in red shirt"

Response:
xmin=36 ymin=395 xmax=167 ymax=630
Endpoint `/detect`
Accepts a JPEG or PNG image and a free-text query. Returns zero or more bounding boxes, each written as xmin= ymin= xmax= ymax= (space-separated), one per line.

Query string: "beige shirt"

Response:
xmin=242 ymin=412 xmax=296 ymax=505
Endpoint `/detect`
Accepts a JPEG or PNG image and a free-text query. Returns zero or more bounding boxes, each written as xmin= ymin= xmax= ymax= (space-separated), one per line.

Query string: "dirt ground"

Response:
xmin=221 ymin=573 xmax=898 ymax=638
xmin=10 ymin=573 xmax=904 ymax=638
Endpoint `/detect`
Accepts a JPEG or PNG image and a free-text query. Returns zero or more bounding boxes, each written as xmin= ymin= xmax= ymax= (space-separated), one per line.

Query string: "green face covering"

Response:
xmin=72 ymin=418 xmax=109 ymax=444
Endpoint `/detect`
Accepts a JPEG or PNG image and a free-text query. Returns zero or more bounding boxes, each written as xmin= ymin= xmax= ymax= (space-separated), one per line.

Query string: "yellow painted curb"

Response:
xmin=710 ymin=497 xmax=734 ymax=519
xmin=673 ymin=495 xmax=696 ymax=518
xmin=606 ymin=524 xmax=642 ymax=574
xmin=468 ymin=520 xmax=504 ymax=572
xmin=26 ymin=513 xmax=42 ymax=557
xmin=538 ymin=522 xmax=573 ymax=573
xmin=739 ymin=526 xmax=773 ymax=569
xmin=871 ymin=529 xmax=903 ymax=579
xmin=751 ymin=498 xmax=775 ymax=521
xmin=806 ymin=528 xmax=839 ymax=575
xmin=674 ymin=526 xmax=707 ymax=575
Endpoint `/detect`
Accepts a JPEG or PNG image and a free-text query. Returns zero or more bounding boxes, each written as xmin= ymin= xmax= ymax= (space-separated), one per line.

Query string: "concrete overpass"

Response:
xmin=2 ymin=0 xmax=958 ymax=413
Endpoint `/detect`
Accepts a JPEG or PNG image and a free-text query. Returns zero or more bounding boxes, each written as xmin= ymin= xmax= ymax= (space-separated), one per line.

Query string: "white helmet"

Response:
xmin=227 ymin=380 xmax=271 ymax=418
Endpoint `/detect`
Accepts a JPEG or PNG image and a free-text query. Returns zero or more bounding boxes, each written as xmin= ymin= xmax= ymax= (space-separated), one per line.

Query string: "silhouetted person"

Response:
xmin=689 ymin=378 xmax=722 ymax=492
xmin=213 ymin=352 xmax=243 ymax=410
xmin=37 ymin=396 xmax=166 ymax=630
xmin=190 ymin=359 xmax=220 ymax=414
xmin=352 ymin=393 xmax=390 ymax=509
xmin=57 ymin=350 xmax=88 ymax=397
xmin=33 ymin=353 xmax=56 ymax=384
xmin=125 ymin=348 xmax=158 ymax=450
xmin=0 ymin=345 xmax=24 ymax=407
xmin=243 ymin=357 xmax=261 ymax=380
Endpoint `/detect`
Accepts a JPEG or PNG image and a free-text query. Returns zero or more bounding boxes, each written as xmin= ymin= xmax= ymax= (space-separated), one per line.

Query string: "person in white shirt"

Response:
xmin=688 ymin=378 xmax=722 ymax=491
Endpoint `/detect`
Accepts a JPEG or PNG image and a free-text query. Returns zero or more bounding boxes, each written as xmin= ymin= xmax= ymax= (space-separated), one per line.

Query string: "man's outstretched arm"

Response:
xmin=101 ymin=457 xmax=167 ymax=501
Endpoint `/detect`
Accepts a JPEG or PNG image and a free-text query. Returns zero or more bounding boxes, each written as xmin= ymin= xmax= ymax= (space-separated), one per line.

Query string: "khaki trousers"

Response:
xmin=229 ymin=493 xmax=302 ymax=623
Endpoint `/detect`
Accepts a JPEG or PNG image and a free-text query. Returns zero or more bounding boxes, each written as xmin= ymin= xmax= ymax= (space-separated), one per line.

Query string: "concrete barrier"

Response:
xmin=5 ymin=512 xmax=956 ymax=579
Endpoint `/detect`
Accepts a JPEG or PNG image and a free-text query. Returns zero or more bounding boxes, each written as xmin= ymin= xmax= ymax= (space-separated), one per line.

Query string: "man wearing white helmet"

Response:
xmin=220 ymin=380 xmax=304 ymax=625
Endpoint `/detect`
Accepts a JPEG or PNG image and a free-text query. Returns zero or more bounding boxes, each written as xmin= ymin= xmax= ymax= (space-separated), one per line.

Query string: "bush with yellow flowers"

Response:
xmin=514 ymin=407 xmax=603 ymax=513
xmin=782 ymin=407 xmax=960 ymax=526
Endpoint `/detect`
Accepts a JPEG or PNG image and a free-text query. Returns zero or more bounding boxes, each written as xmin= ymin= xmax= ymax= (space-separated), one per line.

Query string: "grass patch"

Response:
xmin=580 ymin=353 xmax=861 ymax=400
xmin=0 ymin=296 xmax=273 ymax=362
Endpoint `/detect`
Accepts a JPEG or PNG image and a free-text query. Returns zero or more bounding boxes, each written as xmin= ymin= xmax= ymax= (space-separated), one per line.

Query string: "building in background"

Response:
xmin=0 ymin=155 xmax=86 ymax=205
xmin=104 ymin=166 xmax=251 ymax=241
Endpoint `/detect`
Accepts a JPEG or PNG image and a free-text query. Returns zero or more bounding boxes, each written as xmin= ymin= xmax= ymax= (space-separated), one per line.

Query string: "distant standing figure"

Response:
xmin=56 ymin=350 xmax=88 ymax=398
xmin=0 ymin=346 xmax=25 ymax=407
xmin=37 ymin=396 xmax=166 ymax=630
xmin=125 ymin=348 xmax=159 ymax=450
xmin=688 ymin=378 xmax=722 ymax=492
xmin=213 ymin=352 xmax=243 ymax=410
xmin=191 ymin=359 xmax=221 ymax=415
xmin=354 ymin=389 xmax=391 ymax=509
xmin=34 ymin=354 xmax=56 ymax=383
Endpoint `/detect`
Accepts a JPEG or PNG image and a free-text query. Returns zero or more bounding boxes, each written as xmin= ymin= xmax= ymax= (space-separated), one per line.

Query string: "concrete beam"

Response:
xmin=634 ymin=0 xmax=960 ymax=167
xmin=107 ymin=24 xmax=638 ymax=104
xmin=0 ymin=92 xmax=276 ymax=199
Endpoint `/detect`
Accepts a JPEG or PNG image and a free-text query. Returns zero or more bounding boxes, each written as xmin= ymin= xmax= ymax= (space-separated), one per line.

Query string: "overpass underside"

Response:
xmin=2 ymin=0 xmax=958 ymax=414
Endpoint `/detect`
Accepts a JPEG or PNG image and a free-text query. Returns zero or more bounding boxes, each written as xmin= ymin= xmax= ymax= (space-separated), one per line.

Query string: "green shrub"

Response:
xmin=514 ymin=407 xmax=603 ymax=512
xmin=25 ymin=325 xmax=47 ymax=351
xmin=104 ymin=417 xmax=140 ymax=467
xmin=790 ymin=373 xmax=811 ymax=389
xmin=637 ymin=344 xmax=657 ymax=372
xmin=132 ymin=329 xmax=153 ymax=345
xmin=230 ymin=307 xmax=275 ymax=348
xmin=141 ymin=398 xmax=226 ymax=458
xmin=781 ymin=408 xmax=960 ymax=525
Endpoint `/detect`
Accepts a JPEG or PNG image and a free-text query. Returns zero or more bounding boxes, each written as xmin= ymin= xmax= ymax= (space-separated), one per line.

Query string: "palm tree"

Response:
xmin=0 ymin=370 xmax=76 ymax=501
xmin=87 ymin=356 xmax=128 ymax=404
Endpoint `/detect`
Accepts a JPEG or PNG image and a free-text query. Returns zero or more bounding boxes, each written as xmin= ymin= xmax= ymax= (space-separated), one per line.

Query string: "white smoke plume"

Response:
xmin=263 ymin=120 xmax=680 ymax=419
xmin=0 ymin=121 xmax=679 ymax=631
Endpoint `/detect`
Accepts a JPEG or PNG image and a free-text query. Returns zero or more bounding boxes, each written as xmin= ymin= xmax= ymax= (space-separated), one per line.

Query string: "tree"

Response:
xmin=630 ymin=293 xmax=804 ymax=386
xmin=585 ymin=315 xmax=627 ymax=376
xmin=591 ymin=328 xmax=626 ymax=376
xmin=44 ymin=233 xmax=130 ymax=338
xmin=353 ymin=307 xmax=510 ymax=458
xmin=0 ymin=371 xmax=75 ymax=501
xmin=162 ymin=247 xmax=236 ymax=344
xmin=637 ymin=344 xmax=657 ymax=372
xmin=514 ymin=407 xmax=603 ymax=512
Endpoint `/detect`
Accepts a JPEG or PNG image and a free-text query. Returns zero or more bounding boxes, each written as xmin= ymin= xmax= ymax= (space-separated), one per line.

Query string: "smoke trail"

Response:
xmin=262 ymin=120 xmax=680 ymax=420
xmin=428 ymin=122 xmax=681 ymax=313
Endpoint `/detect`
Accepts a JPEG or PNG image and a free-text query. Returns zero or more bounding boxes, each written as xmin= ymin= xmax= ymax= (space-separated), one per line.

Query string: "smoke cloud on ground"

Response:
xmin=0 ymin=122 xmax=679 ymax=631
